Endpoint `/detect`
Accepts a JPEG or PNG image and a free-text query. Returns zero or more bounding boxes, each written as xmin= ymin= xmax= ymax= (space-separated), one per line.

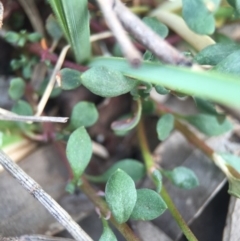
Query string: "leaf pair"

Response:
xmin=105 ymin=169 xmax=167 ymax=223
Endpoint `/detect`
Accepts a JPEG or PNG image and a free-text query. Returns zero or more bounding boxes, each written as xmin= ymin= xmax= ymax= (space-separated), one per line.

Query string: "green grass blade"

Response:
xmin=49 ymin=0 xmax=91 ymax=63
xmin=89 ymin=57 xmax=240 ymax=107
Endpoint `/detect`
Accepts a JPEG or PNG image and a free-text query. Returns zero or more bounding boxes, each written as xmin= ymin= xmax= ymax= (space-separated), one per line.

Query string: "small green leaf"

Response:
xmin=66 ymin=127 xmax=92 ymax=183
xmin=151 ymin=169 xmax=162 ymax=193
xmin=157 ymin=114 xmax=174 ymax=141
xmin=8 ymin=77 xmax=26 ymax=100
xmin=12 ymin=100 xmax=33 ymax=116
xmin=213 ymin=50 xmax=240 ymax=76
xmin=46 ymin=14 xmax=63 ymax=40
xmin=105 ymin=169 xmax=137 ymax=223
xmin=186 ymin=114 xmax=232 ymax=136
xmin=194 ymin=43 xmax=240 ymax=65
xmin=99 ymin=219 xmax=117 ymax=241
xmin=142 ymin=99 xmax=156 ymax=115
xmin=70 ymin=101 xmax=98 ymax=128
xmin=194 ymin=97 xmax=225 ymax=122
xmin=182 ymin=0 xmax=218 ymax=35
xmin=59 ymin=68 xmax=82 ymax=90
xmin=86 ymin=159 xmax=146 ymax=183
xmin=142 ymin=17 xmax=168 ymax=38
xmin=5 ymin=31 xmax=20 ymax=44
xmin=143 ymin=50 xmax=160 ymax=63
xmin=130 ymin=189 xmax=167 ymax=221
xmin=164 ymin=166 xmax=199 ymax=190
xmin=227 ymin=0 xmax=240 ymax=15
xmin=155 ymin=85 xmax=170 ymax=95
xmin=111 ymin=99 xmax=141 ymax=132
xmin=27 ymin=32 xmax=42 ymax=42
xmin=81 ymin=66 xmax=138 ymax=97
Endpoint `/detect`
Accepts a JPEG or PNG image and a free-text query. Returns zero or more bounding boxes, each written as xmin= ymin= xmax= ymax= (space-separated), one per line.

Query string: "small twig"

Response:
xmin=1 ymin=235 xmax=75 ymax=241
xmin=96 ymin=0 xmax=142 ymax=66
xmin=36 ymin=45 xmax=70 ymax=116
xmin=0 ymin=151 xmax=93 ymax=241
xmin=90 ymin=31 xmax=113 ymax=42
xmin=112 ymin=0 xmax=191 ymax=65
xmin=0 ymin=115 xmax=68 ymax=123
xmin=0 ymin=107 xmax=68 ymax=123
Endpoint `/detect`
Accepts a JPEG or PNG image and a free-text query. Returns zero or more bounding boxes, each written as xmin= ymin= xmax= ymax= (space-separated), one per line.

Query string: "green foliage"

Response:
xmin=111 ymin=99 xmax=142 ymax=132
xmin=182 ymin=0 xmax=220 ymax=35
xmin=59 ymin=68 xmax=82 ymax=90
xmin=46 ymin=14 xmax=63 ymax=41
xmin=221 ymin=153 xmax=240 ymax=173
xmin=142 ymin=17 xmax=169 ymax=38
xmin=164 ymin=166 xmax=199 ymax=190
xmin=86 ymin=159 xmax=146 ymax=183
xmin=227 ymin=0 xmax=240 ymax=15
xmin=70 ymin=101 xmax=99 ymax=128
xmin=155 ymin=85 xmax=170 ymax=95
xmin=194 ymin=97 xmax=224 ymax=118
xmin=81 ymin=66 xmax=138 ymax=97
xmin=194 ymin=43 xmax=240 ymax=65
xmin=90 ymin=57 xmax=240 ymax=107
xmin=213 ymin=50 xmax=240 ymax=75
xmin=5 ymin=30 xmax=41 ymax=47
xmin=99 ymin=219 xmax=117 ymax=241
xmin=48 ymin=0 xmax=91 ymax=63
xmin=105 ymin=169 xmax=137 ymax=224
xmin=157 ymin=114 xmax=174 ymax=141
xmin=130 ymin=189 xmax=167 ymax=221
xmin=142 ymin=99 xmax=156 ymax=115
xmin=12 ymin=100 xmax=33 ymax=116
xmin=8 ymin=77 xmax=26 ymax=100
xmin=66 ymin=127 xmax=92 ymax=184
xmin=185 ymin=114 xmax=232 ymax=136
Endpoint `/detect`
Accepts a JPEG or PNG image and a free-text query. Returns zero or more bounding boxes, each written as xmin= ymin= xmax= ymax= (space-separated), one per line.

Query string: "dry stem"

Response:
xmin=0 ymin=151 xmax=93 ymax=241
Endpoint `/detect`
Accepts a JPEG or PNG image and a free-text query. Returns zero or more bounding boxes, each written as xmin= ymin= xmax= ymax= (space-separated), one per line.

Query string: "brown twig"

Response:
xmin=112 ymin=0 xmax=191 ymax=65
xmin=96 ymin=0 xmax=142 ymax=66
xmin=0 ymin=150 xmax=93 ymax=241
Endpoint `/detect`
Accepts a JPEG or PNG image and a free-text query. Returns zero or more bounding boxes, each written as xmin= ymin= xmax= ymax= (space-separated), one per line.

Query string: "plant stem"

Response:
xmin=80 ymin=177 xmax=141 ymax=241
xmin=137 ymin=119 xmax=198 ymax=241
xmin=160 ymin=186 xmax=198 ymax=241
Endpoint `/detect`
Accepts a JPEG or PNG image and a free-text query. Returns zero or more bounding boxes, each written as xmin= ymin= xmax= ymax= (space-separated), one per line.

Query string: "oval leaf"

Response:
xmin=182 ymin=0 xmax=216 ymax=35
xmin=59 ymin=68 xmax=82 ymax=90
xmin=12 ymin=100 xmax=33 ymax=116
xmin=99 ymin=219 xmax=117 ymax=241
xmin=142 ymin=17 xmax=168 ymax=38
xmin=213 ymin=50 xmax=240 ymax=76
xmin=130 ymin=189 xmax=167 ymax=221
xmin=157 ymin=114 xmax=174 ymax=141
xmin=87 ymin=159 xmax=145 ymax=183
xmin=194 ymin=43 xmax=240 ymax=65
xmin=46 ymin=14 xmax=63 ymax=41
xmin=8 ymin=77 xmax=26 ymax=100
xmin=186 ymin=114 xmax=232 ymax=136
xmin=81 ymin=66 xmax=138 ymax=97
xmin=70 ymin=101 xmax=98 ymax=128
xmin=66 ymin=127 xmax=92 ymax=183
xmin=164 ymin=166 xmax=199 ymax=189
xmin=155 ymin=85 xmax=170 ymax=95
xmin=105 ymin=169 xmax=137 ymax=224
